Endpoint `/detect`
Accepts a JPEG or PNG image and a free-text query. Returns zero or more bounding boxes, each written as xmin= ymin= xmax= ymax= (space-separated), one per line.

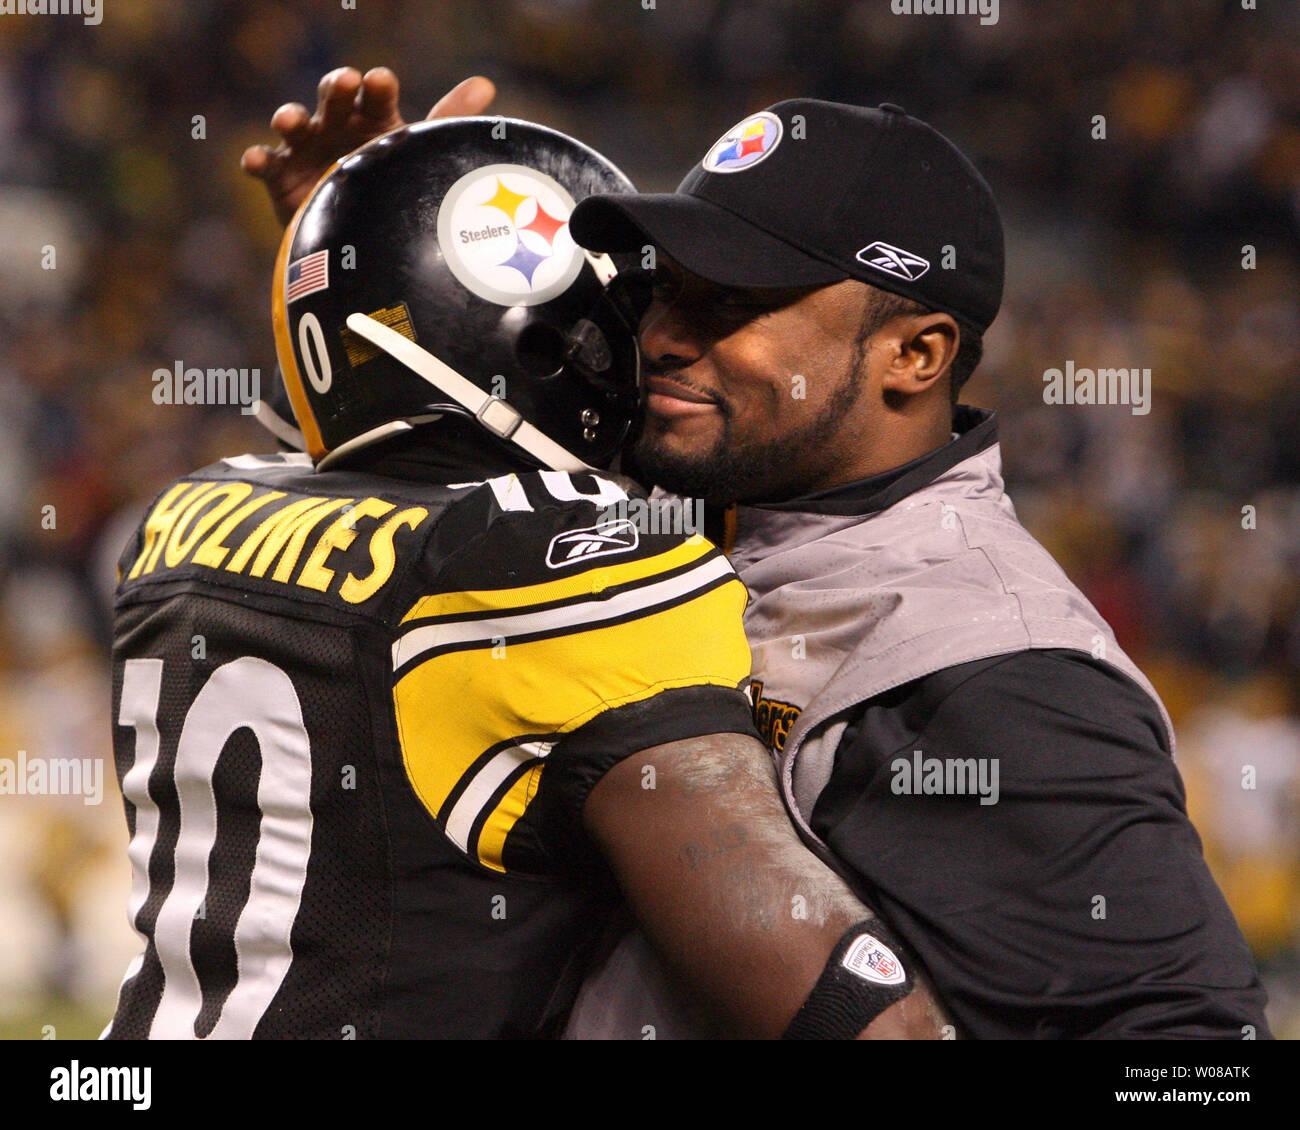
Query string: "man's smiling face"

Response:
xmin=629 ymin=256 xmax=885 ymax=505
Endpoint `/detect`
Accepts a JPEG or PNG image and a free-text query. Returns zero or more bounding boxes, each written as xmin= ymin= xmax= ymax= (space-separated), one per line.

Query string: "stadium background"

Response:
xmin=0 ymin=0 xmax=1296 ymax=1039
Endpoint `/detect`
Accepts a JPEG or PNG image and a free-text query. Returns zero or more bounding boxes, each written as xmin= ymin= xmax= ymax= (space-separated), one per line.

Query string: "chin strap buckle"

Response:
xmin=474 ymin=396 xmax=524 ymax=440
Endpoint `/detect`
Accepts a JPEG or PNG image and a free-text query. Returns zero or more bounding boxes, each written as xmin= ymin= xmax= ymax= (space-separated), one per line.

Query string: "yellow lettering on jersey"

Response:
xmin=128 ymin=481 xmax=219 ymax=579
xmin=225 ymin=496 xmax=350 ymax=581
xmin=163 ymin=483 xmax=255 ymax=569
xmin=191 ymin=490 xmax=285 ymax=569
xmin=127 ymin=483 xmax=423 ymax=603
xmin=296 ymin=497 xmax=395 ymax=593
xmin=254 ymin=498 xmax=353 ymax=583
xmin=224 ymin=496 xmax=327 ymax=575
xmin=340 ymin=506 xmax=429 ymax=605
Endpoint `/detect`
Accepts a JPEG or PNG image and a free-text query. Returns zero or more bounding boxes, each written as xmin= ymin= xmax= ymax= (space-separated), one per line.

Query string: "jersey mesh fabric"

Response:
xmin=111 ymin=593 xmax=389 ymax=1039
xmin=107 ymin=455 xmax=756 ymax=1037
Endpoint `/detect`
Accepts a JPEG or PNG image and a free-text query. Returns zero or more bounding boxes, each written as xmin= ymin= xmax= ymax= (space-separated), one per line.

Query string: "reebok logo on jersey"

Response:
xmin=855 ymin=240 xmax=931 ymax=282
xmin=842 ymin=934 xmax=907 ymax=986
xmin=545 ymin=519 xmax=639 ymax=568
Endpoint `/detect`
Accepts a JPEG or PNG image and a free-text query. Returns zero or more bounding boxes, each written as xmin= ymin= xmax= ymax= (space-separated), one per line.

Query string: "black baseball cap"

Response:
xmin=570 ymin=99 xmax=1004 ymax=333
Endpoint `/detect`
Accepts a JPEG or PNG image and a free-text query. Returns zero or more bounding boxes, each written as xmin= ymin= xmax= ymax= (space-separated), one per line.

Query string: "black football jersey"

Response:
xmin=103 ymin=452 xmax=756 ymax=1039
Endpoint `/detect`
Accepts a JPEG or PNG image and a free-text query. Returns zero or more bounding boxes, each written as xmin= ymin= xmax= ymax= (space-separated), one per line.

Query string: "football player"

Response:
xmin=104 ymin=103 xmax=943 ymax=1038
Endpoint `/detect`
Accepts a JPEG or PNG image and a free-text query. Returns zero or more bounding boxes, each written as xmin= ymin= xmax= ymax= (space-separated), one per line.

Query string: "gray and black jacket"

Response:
xmin=569 ymin=406 xmax=1270 ymax=1040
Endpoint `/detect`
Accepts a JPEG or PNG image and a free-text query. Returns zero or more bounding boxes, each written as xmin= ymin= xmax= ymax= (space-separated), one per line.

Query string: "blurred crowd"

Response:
xmin=0 ymin=0 xmax=1297 ymax=1037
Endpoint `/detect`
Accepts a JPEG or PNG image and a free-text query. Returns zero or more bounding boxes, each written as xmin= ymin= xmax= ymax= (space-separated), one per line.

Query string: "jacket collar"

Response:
xmin=704 ymin=406 xmax=999 ymax=548
xmin=752 ymin=405 xmax=997 ymax=516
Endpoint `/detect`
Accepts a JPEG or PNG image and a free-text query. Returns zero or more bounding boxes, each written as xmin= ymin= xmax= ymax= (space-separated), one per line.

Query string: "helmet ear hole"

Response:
xmin=515 ymin=322 xmax=567 ymax=378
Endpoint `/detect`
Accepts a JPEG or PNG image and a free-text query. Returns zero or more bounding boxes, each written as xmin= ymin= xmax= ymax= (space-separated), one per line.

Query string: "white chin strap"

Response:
xmin=249 ymin=398 xmax=307 ymax=451
xmin=343 ymin=312 xmax=595 ymax=474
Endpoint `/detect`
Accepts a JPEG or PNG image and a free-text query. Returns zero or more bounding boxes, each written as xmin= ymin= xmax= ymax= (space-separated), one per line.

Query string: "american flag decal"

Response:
xmin=286 ymin=250 xmax=329 ymax=303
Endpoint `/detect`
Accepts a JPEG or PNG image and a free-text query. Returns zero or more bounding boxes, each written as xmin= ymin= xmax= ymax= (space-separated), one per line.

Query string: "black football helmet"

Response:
xmin=272 ymin=117 xmax=642 ymax=470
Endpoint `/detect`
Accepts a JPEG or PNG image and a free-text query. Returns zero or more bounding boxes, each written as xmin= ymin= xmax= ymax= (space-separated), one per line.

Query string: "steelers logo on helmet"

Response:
xmin=270 ymin=117 xmax=640 ymax=472
xmin=438 ymin=164 xmax=584 ymax=306
xmin=702 ymin=111 xmax=783 ymax=174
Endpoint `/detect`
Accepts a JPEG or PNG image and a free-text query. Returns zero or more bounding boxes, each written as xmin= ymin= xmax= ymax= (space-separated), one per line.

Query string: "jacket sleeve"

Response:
xmin=811 ymin=648 xmax=1272 ymax=1039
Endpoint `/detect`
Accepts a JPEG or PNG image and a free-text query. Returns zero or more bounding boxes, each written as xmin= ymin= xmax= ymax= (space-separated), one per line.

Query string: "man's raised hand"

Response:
xmin=241 ymin=67 xmax=496 ymax=226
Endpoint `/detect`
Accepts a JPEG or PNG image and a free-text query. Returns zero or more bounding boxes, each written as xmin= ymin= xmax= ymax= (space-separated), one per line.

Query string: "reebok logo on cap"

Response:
xmin=855 ymin=240 xmax=931 ymax=282
xmin=570 ymin=99 xmax=1005 ymax=332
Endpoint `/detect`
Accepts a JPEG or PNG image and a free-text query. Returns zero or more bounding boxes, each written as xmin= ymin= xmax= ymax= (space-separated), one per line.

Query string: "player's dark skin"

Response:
xmin=245 ymin=66 xmax=948 ymax=1039
xmin=241 ymin=69 xmax=960 ymax=499
xmin=242 ymin=68 xmax=498 ymax=226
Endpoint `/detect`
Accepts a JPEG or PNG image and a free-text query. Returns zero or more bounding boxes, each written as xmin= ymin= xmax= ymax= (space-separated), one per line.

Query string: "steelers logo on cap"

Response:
xmin=702 ymin=111 xmax=783 ymax=174
xmin=437 ymin=164 xmax=584 ymax=306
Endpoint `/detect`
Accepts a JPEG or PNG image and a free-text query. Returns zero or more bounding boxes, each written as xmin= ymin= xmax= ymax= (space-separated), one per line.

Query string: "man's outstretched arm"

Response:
xmin=585 ymin=731 xmax=948 ymax=1039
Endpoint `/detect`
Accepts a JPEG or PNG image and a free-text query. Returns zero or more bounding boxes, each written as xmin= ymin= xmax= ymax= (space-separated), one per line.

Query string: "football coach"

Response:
xmin=564 ymin=98 xmax=1272 ymax=1039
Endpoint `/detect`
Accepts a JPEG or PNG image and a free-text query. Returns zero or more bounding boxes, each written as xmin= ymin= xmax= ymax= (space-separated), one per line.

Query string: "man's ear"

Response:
xmin=880 ymin=313 xmax=960 ymax=396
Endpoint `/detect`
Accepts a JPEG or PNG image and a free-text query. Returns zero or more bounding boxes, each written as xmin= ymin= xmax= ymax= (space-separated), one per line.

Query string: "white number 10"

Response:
xmin=108 ymin=656 xmax=314 ymax=1040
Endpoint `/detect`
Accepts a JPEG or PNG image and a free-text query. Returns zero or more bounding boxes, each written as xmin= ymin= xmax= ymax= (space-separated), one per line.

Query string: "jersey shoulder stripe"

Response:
xmin=392 ymin=485 xmax=752 ymax=874
xmin=392 ymin=536 xmax=729 ymax=673
xmin=400 ymin=532 xmax=712 ymax=625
